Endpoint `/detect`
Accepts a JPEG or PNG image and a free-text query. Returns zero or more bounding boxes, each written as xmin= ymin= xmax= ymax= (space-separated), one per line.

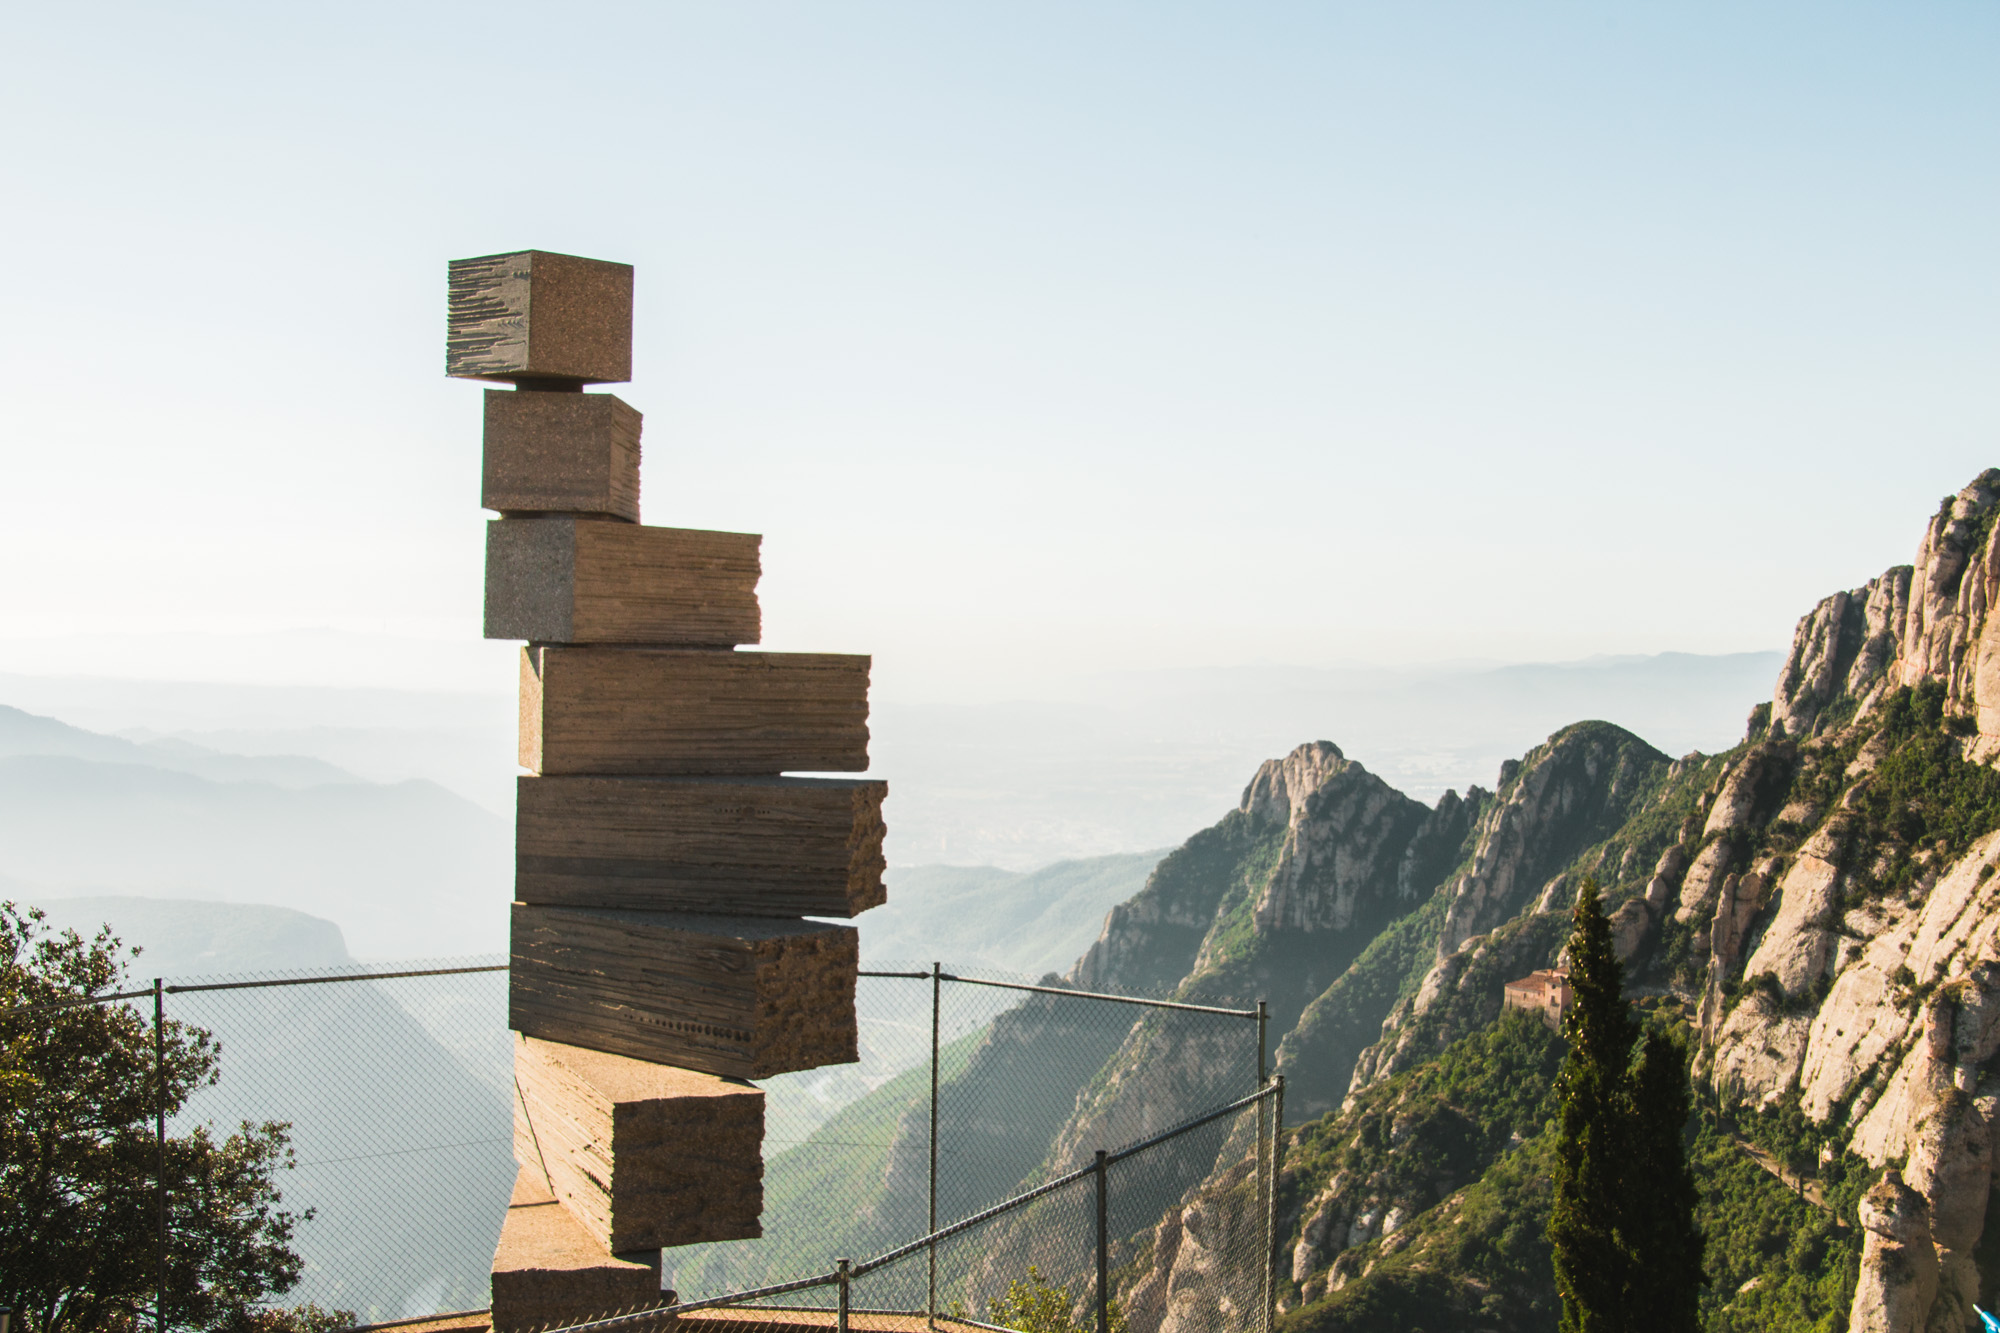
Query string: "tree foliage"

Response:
xmin=983 ymin=1265 xmax=1124 ymax=1333
xmin=1548 ymin=877 xmax=1704 ymax=1333
xmin=0 ymin=902 xmax=347 ymax=1333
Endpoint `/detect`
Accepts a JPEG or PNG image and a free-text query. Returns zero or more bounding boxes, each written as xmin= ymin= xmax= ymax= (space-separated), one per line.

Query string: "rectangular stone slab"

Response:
xmin=510 ymin=905 xmax=860 ymax=1078
xmin=519 ymin=646 xmax=870 ymax=776
xmin=492 ymin=1167 xmax=666 ymax=1333
xmin=485 ymin=390 xmax=642 ymax=522
xmin=486 ymin=519 xmax=761 ymax=646
xmin=514 ymin=1033 xmax=764 ymax=1252
xmin=515 ymin=775 xmax=887 ymax=916
xmin=450 ymin=250 xmax=634 ymax=386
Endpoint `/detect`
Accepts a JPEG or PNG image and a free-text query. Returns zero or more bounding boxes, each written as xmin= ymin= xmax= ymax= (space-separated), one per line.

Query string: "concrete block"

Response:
xmin=510 ymin=905 xmax=859 ymax=1078
xmin=449 ymin=251 xmax=634 ymax=386
xmin=486 ymin=520 xmax=760 ymax=646
xmin=513 ymin=1033 xmax=763 ymax=1252
xmin=491 ymin=1167 xmax=666 ymax=1333
xmin=519 ymin=646 xmax=870 ymax=776
xmin=514 ymin=775 xmax=887 ymax=917
xmin=484 ymin=391 xmax=642 ymax=522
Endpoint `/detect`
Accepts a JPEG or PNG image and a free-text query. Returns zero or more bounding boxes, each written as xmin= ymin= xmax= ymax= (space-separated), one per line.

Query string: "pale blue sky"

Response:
xmin=3 ymin=2 xmax=1994 ymax=702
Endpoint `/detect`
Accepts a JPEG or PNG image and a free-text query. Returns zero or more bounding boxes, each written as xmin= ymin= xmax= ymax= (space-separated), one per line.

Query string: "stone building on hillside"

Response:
xmin=1503 ymin=968 xmax=1571 ymax=1029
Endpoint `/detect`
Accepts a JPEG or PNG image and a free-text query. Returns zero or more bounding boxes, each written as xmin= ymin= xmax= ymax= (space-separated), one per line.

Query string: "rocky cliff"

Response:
xmin=842 ymin=470 xmax=2000 ymax=1332
xmin=1095 ymin=470 xmax=2000 ymax=1332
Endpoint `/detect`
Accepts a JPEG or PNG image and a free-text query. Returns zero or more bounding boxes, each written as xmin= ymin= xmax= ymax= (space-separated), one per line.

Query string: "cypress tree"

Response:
xmin=1626 ymin=1027 xmax=1705 ymax=1333
xmin=1547 ymin=876 xmax=1705 ymax=1331
xmin=1549 ymin=875 xmax=1638 ymax=1333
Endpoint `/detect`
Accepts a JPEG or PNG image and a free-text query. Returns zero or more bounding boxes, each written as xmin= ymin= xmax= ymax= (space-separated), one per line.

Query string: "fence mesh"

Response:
xmin=24 ymin=957 xmax=1275 ymax=1333
xmin=165 ymin=961 xmax=514 ymax=1323
xmin=664 ymin=965 xmax=1262 ymax=1309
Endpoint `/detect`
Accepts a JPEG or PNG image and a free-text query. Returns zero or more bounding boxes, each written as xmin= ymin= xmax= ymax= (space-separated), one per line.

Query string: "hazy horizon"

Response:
xmin=4 ymin=3 xmax=1994 ymax=709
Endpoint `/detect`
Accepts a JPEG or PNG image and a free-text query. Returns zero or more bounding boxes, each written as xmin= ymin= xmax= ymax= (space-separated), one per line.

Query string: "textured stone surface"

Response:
xmin=515 ymin=775 xmax=887 ymax=917
xmin=449 ymin=251 xmax=634 ymax=386
xmin=486 ymin=520 xmax=761 ymax=646
xmin=514 ymin=1034 xmax=763 ymax=1252
xmin=510 ymin=905 xmax=859 ymax=1078
xmin=491 ymin=1168 xmax=665 ymax=1333
xmin=1238 ymin=742 xmax=1435 ymax=935
xmin=519 ymin=646 xmax=870 ymax=777
xmin=483 ymin=391 xmax=642 ymax=522
xmin=1433 ymin=723 xmax=1667 ymax=957
xmin=1849 ymin=1171 xmax=1937 ymax=1333
xmin=1770 ymin=469 xmax=2000 ymax=747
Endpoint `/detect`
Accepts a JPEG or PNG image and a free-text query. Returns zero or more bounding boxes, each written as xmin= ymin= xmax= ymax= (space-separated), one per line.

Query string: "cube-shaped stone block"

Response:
xmin=484 ymin=391 xmax=642 ymax=522
xmin=513 ymin=1033 xmax=763 ymax=1252
xmin=492 ymin=1168 xmax=666 ymax=1333
xmin=519 ymin=646 xmax=871 ymax=776
xmin=487 ymin=520 xmax=761 ymax=646
xmin=449 ymin=250 xmax=634 ymax=386
xmin=510 ymin=905 xmax=860 ymax=1078
xmin=515 ymin=775 xmax=887 ymax=917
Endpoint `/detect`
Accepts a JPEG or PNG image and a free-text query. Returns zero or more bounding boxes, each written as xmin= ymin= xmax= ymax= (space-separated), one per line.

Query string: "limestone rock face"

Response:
xmin=1734 ymin=853 xmax=1839 ymax=993
xmin=1772 ymin=470 xmax=2000 ymax=745
xmin=1771 ymin=569 xmax=1913 ymax=740
xmin=1435 ymin=723 xmax=1667 ymax=958
xmin=1899 ymin=473 xmax=2000 ymax=705
xmin=1850 ymin=1171 xmax=1939 ymax=1333
xmin=1674 ymin=838 xmax=1737 ymax=924
xmin=1243 ymin=744 xmax=1433 ymax=935
xmin=1241 ymin=741 xmax=1350 ymax=829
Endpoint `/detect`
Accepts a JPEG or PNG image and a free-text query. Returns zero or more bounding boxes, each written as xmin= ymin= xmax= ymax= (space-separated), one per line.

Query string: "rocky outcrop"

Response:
xmin=1434 ymin=722 xmax=1667 ymax=959
xmin=1850 ymin=1171 xmax=1938 ymax=1333
xmin=1772 ymin=470 xmax=2000 ymax=744
xmin=1771 ymin=569 xmax=1912 ymax=740
xmin=1242 ymin=743 xmax=1432 ymax=936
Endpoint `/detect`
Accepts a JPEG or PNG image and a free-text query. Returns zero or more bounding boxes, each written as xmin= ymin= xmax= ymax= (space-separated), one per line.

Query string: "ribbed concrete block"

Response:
xmin=449 ymin=251 xmax=633 ymax=386
xmin=513 ymin=1034 xmax=763 ymax=1252
xmin=486 ymin=520 xmax=761 ymax=646
xmin=491 ymin=1168 xmax=666 ymax=1333
xmin=515 ymin=776 xmax=887 ymax=917
xmin=484 ymin=391 xmax=642 ymax=522
xmin=519 ymin=646 xmax=870 ymax=776
xmin=510 ymin=905 xmax=859 ymax=1078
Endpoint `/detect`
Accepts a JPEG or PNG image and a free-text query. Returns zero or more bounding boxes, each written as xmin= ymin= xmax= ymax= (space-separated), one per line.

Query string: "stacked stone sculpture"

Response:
xmin=448 ymin=250 xmax=887 ymax=1332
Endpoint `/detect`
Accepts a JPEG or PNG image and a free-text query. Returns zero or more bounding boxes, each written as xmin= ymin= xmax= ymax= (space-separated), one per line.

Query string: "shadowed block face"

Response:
xmin=513 ymin=774 xmax=888 ymax=917
xmin=509 ymin=904 xmax=861 ymax=1078
xmin=485 ymin=519 xmax=762 ymax=646
xmin=513 ymin=1034 xmax=764 ymax=1252
xmin=483 ymin=391 xmax=643 ymax=521
xmin=517 ymin=646 xmax=872 ymax=776
xmin=448 ymin=250 xmax=634 ymax=385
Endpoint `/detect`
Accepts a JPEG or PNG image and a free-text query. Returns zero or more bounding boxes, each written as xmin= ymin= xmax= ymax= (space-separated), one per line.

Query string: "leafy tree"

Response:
xmin=984 ymin=1265 xmax=1125 ymax=1333
xmin=0 ymin=902 xmax=348 ymax=1333
xmin=1547 ymin=877 xmax=1703 ymax=1333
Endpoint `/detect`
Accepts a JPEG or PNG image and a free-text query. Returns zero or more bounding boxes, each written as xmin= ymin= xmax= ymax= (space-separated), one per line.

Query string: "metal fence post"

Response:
xmin=836 ymin=1258 xmax=851 ymax=1333
xmin=154 ymin=977 xmax=166 ymax=1333
xmin=1255 ymin=999 xmax=1268 ymax=1087
xmin=1265 ymin=1076 xmax=1287 ymax=1333
xmin=929 ymin=960 xmax=941 ymax=1318
xmin=1094 ymin=1149 xmax=1109 ymax=1333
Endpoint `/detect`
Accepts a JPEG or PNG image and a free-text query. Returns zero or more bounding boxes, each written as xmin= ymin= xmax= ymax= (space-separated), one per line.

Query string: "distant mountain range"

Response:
xmin=0 ymin=705 xmax=510 ymax=957
xmin=0 ymin=650 xmax=1778 ymax=871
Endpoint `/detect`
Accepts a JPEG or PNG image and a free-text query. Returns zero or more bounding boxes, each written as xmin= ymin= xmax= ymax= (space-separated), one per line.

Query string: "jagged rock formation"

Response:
xmin=810 ymin=469 xmax=2000 ymax=1333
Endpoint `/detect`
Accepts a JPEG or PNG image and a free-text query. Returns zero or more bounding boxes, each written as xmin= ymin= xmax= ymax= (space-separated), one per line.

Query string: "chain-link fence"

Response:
xmin=14 ymin=958 xmax=1280 ymax=1333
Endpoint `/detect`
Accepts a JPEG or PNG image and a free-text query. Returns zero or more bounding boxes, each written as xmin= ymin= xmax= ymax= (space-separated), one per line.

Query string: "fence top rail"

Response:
xmin=165 ymin=963 xmax=507 ymax=995
xmin=933 ymin=972 xmax=1260 ymax=1019
xmin=6 ymin=963 xmax=509 ymax=1016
